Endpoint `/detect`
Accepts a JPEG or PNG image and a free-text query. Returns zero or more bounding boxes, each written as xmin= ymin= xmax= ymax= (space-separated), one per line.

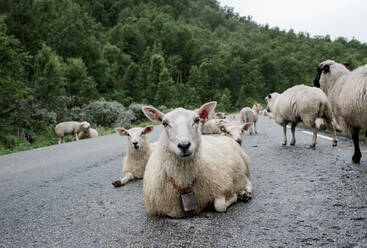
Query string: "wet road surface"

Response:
xmin=0 ymin=116 xmax=366 ymax=247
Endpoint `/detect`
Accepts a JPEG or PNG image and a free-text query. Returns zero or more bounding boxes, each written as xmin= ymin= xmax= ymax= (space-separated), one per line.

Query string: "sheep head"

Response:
xmin=314 ymin=60 xmax=350 ymax=90
xmin=115 ymin=126 xmax=153 ymax=150
xmin=265 ymin=93 xmax=279 ymax=113
xmin=218 ymin=123 xmax=252 ymax=145
xmin=142 ymin=102 xmax=216 ymax=160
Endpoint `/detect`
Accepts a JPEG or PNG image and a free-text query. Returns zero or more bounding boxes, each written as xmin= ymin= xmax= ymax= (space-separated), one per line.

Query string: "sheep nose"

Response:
xmin=132 ymin=142 xmax=139 ymax=148
xmin=236 ymin=139 xmax=242 ymax=145
xmin=178 ymin=141 xmax=191 ymax=152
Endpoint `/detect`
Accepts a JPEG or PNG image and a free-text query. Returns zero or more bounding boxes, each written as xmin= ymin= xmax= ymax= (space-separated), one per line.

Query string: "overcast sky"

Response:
xmin=217 ymin=0 xmax=367 ymax=43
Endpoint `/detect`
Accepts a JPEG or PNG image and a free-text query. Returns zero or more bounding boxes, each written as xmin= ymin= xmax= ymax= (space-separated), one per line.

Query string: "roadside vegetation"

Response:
xmin=1 ymin=0 xmax=367 ymax=154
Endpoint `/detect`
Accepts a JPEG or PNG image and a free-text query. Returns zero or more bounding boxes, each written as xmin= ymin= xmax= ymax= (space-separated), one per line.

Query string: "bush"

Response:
xmin=128 ymin=103 xmax=146 ymax=122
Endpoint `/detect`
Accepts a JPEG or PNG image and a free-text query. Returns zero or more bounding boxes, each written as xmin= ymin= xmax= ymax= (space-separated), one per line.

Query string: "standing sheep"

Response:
xmin=141 ymin=102 xmax=252 ymax=218
xmin=78 ymin=128 xmax=99 ymax=140
xmin=240 ymin=105 xmax=258 ymax=135
xmin=55 ymin=121 xmax=90 ymax=144
xmin=314 ymin=60 xmax=367 ymax=163
xmin=112 ymin=126 xmax=154 ymax=187
xmin=265 ymin=85 xmax=338 ymax=148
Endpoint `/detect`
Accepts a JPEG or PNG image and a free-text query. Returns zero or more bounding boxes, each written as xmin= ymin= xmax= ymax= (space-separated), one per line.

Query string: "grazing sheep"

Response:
xmin=265 ymin=84 xmax=338 ymax=148
xmin=314 ymin=60 xmax=367 ymax=163
xmin=218 ymin=122 xmax=252 ymax=145
xmin=252 ymin=103 xmax=263 ymax=115
xmin=55 ymin=121 xmax=90 ymax=144
xmin=141 ymin=102 xmax=252 ymax=218
xmin=112 ymin=126 xmax=154 ymax=187
xmin=78 ymin=128 xmax=99 ymax=140
xmin=240 ymin=106 xmax=258 ymax=135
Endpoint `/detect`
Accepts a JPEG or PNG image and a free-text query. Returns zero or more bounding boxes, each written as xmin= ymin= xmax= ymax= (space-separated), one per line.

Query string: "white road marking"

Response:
xmin=301 ymin=131 xmax=333 ymax=141
xmin=286 ymin=125 xmax=333 ymax=141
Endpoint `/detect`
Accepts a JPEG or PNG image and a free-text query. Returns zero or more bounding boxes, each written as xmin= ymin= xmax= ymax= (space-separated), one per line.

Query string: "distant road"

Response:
xmin=0 ymin=116 xmax=366 ymax=247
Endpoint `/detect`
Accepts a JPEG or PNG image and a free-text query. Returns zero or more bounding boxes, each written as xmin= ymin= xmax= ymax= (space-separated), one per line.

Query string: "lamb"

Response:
xmin=240 ymin=105 xmax=258 ymax=135
xmin=55 ymin=121 xmax=90 ymax=144
xmin=141 ymin=101 xmax=252 ymax=218
xmin=252 ymin=103 xmax=263 ymax=114
xmin=112 ymin=126 xmax=154 ymax=187
xmin=265 ymin=84 xmax=338 ymax=148
xmin=217 ymin=122 xmax=252 ymax=145
xmin=78 ymin=128 xmax=99 ymax=139
xmin=314 ymin=60 xmax=367 ymax=163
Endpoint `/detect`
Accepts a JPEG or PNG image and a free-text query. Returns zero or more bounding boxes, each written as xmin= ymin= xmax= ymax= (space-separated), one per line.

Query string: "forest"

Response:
xmin=1 ymin=0 xmax=367 ymax=150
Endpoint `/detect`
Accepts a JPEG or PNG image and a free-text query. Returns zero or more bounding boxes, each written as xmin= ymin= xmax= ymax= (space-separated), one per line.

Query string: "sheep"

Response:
xmin=314 ymin=60 xmax=367 ymax=163
xmin=214 ymin=112 xmax=226 ymax=119
xmin=217 ymin=122 xmax=252 ymax=145
xmin=252 ymin=103 xmax=263 ymax=115
xmin=240 ymin=106 xmax=258 ymax=135
xmin=141 ymin=101 xmax=252 ymax=218
xmin=55 ymin=121 xmax=90 ymax=144
xmin=265 ymin=84 xmax=338 ymax=148
xmin=78 ymin=128 xmax=99 ymax=140
xmin=201 ymin=118 xmax=231 ymax=134
xmin=112 ymin=126 xmax=154 ymax=187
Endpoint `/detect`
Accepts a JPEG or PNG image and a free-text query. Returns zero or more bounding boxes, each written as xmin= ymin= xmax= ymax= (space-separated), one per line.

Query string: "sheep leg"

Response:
xmin=254 ymin=122 xmax=257 ymax=134
xmin=331 ymin=125 xmax=338 ymax=147
xmin=214 ymin=194 xmax=238 ymax=213
xmin=112 ymin=172 xmax=135 ymax=187
xmin=74 ymin=132 xmax=79 ymax=141
xmin=282 ymin=124 xmax=287 ymax=145
xmin=310 ymin=127 xmax=318 ymax=148
xmin=352 ymin=127 xmax=361 ymax=164
xmin=58 ymin=137 xmax=63 ymax=144
xmin=290 ymin=123 xmax=297 ymax=145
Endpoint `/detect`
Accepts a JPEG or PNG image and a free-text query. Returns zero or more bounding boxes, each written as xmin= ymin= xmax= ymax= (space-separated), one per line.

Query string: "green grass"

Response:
xmin=0 ymin=121 xmax=157 ymax=156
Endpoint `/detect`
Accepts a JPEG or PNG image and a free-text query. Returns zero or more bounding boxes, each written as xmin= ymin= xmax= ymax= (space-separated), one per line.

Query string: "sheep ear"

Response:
xmin=116 ymin=128 xmax=128 ymax=136
xmin=243 ymin=123 xmax=252 ymax=131
xmin=323 ymin=64 xmax=330 ymax=73
xmin=142 ymin=106 xmax=164 ymax=123
xmin=197 ymin=101 xmax=216 ymax=120
xmin=143 ymin=126 xmax=154 ymax=134
xmin=218 ymin=125 xmax=227 ymax=133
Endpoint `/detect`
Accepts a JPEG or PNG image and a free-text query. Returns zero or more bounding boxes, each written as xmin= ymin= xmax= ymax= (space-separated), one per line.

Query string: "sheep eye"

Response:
xmin=194 ymin=117 xmax=200 ymax=125
xmin=162 ymin=120 xmax=169 ymax=127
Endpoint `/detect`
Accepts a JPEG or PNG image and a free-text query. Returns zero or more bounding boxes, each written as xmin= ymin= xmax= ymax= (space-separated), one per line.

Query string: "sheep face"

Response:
xmin=218 ymin=123 xmax=252 ymax=145
xmin=115 ymin=126 xmax=153 ymax=150
xmin=142 ymin=102 xmax=217 ymax=160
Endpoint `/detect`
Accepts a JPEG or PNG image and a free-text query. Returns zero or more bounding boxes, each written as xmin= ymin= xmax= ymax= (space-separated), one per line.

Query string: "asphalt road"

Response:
xmin=0 ymin=116 xmax=366 ymax=247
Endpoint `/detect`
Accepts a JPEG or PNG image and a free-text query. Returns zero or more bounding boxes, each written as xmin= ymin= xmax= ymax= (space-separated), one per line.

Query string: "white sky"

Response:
xmin=217 ymin=0 xmax=367 ymax=43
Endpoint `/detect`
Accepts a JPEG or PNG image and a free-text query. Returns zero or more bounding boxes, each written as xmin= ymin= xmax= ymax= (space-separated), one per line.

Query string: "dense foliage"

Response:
xmin=1 ymin=0 xmax=367 ymax=146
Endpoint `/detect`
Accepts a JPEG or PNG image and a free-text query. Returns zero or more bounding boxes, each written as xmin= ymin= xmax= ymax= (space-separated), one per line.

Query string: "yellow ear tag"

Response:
xmin=221 ymin=127 xmax=225 ymax=132
xmin=122 ymin=131 xmax=126 ymax=135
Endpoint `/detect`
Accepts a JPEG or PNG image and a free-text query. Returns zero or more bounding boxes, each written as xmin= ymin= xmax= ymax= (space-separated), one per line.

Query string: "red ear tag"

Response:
xmin=145 ymin=126 xmax=153 ymax=133
xmin=200 ymin=110 xmax=208 ymax=120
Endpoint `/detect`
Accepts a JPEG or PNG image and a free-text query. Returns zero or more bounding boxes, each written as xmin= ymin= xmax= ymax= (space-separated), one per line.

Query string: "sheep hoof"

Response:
xmin=309 ymin=144 xmax=316 ymax=149
xmin=332 ymin=141 xmax=338 ymax=147
xmin=239 ymin=192 xmax=252 ymax=202
xmin=290 ymin=141 xmax=295 ymax=146
xmin=112 ymin=180 xmax=123 ymax=187
xmin=352 ymin=156 xmax=361 ymax=164
xmin=282 ymin=142 xmax=287 ymax=146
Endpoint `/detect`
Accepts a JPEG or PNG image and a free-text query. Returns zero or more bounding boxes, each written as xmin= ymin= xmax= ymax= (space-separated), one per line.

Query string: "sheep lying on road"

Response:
xmin=141 ymin=101 xmax=252 ymax=218
xmin=55 ymin=121 xmax=90 ymax=144
xmin=218 ymin=122 xmax=252 ymax=146
xmin=78 ymin=128 xmax=98 ymax=140
xmin=112 ymin=126 xmax=154 ymax=187
xmin=265 ymin=84 xmax=338 ymax=148
xmin=314 ymin=60 xmax=367 ymax=163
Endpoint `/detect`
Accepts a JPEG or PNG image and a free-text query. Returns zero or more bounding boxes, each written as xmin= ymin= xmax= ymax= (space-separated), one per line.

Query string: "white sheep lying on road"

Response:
xmin=55 ymin=121 xmax=90 ymax=144
xmin=112 ymin=126 xmax=154 ymax=187
xmin=141 ymin=101 xmax=252 ymax=218
xmin=265 ymin=84 xmax=338 ymax=148
xmin=78 ymin=128 xmax=98 ymax=140
xmin=314 ymin=60 xmax=367 ymax=163
xmin=218 ymin=122 xmax=252 ymax=146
